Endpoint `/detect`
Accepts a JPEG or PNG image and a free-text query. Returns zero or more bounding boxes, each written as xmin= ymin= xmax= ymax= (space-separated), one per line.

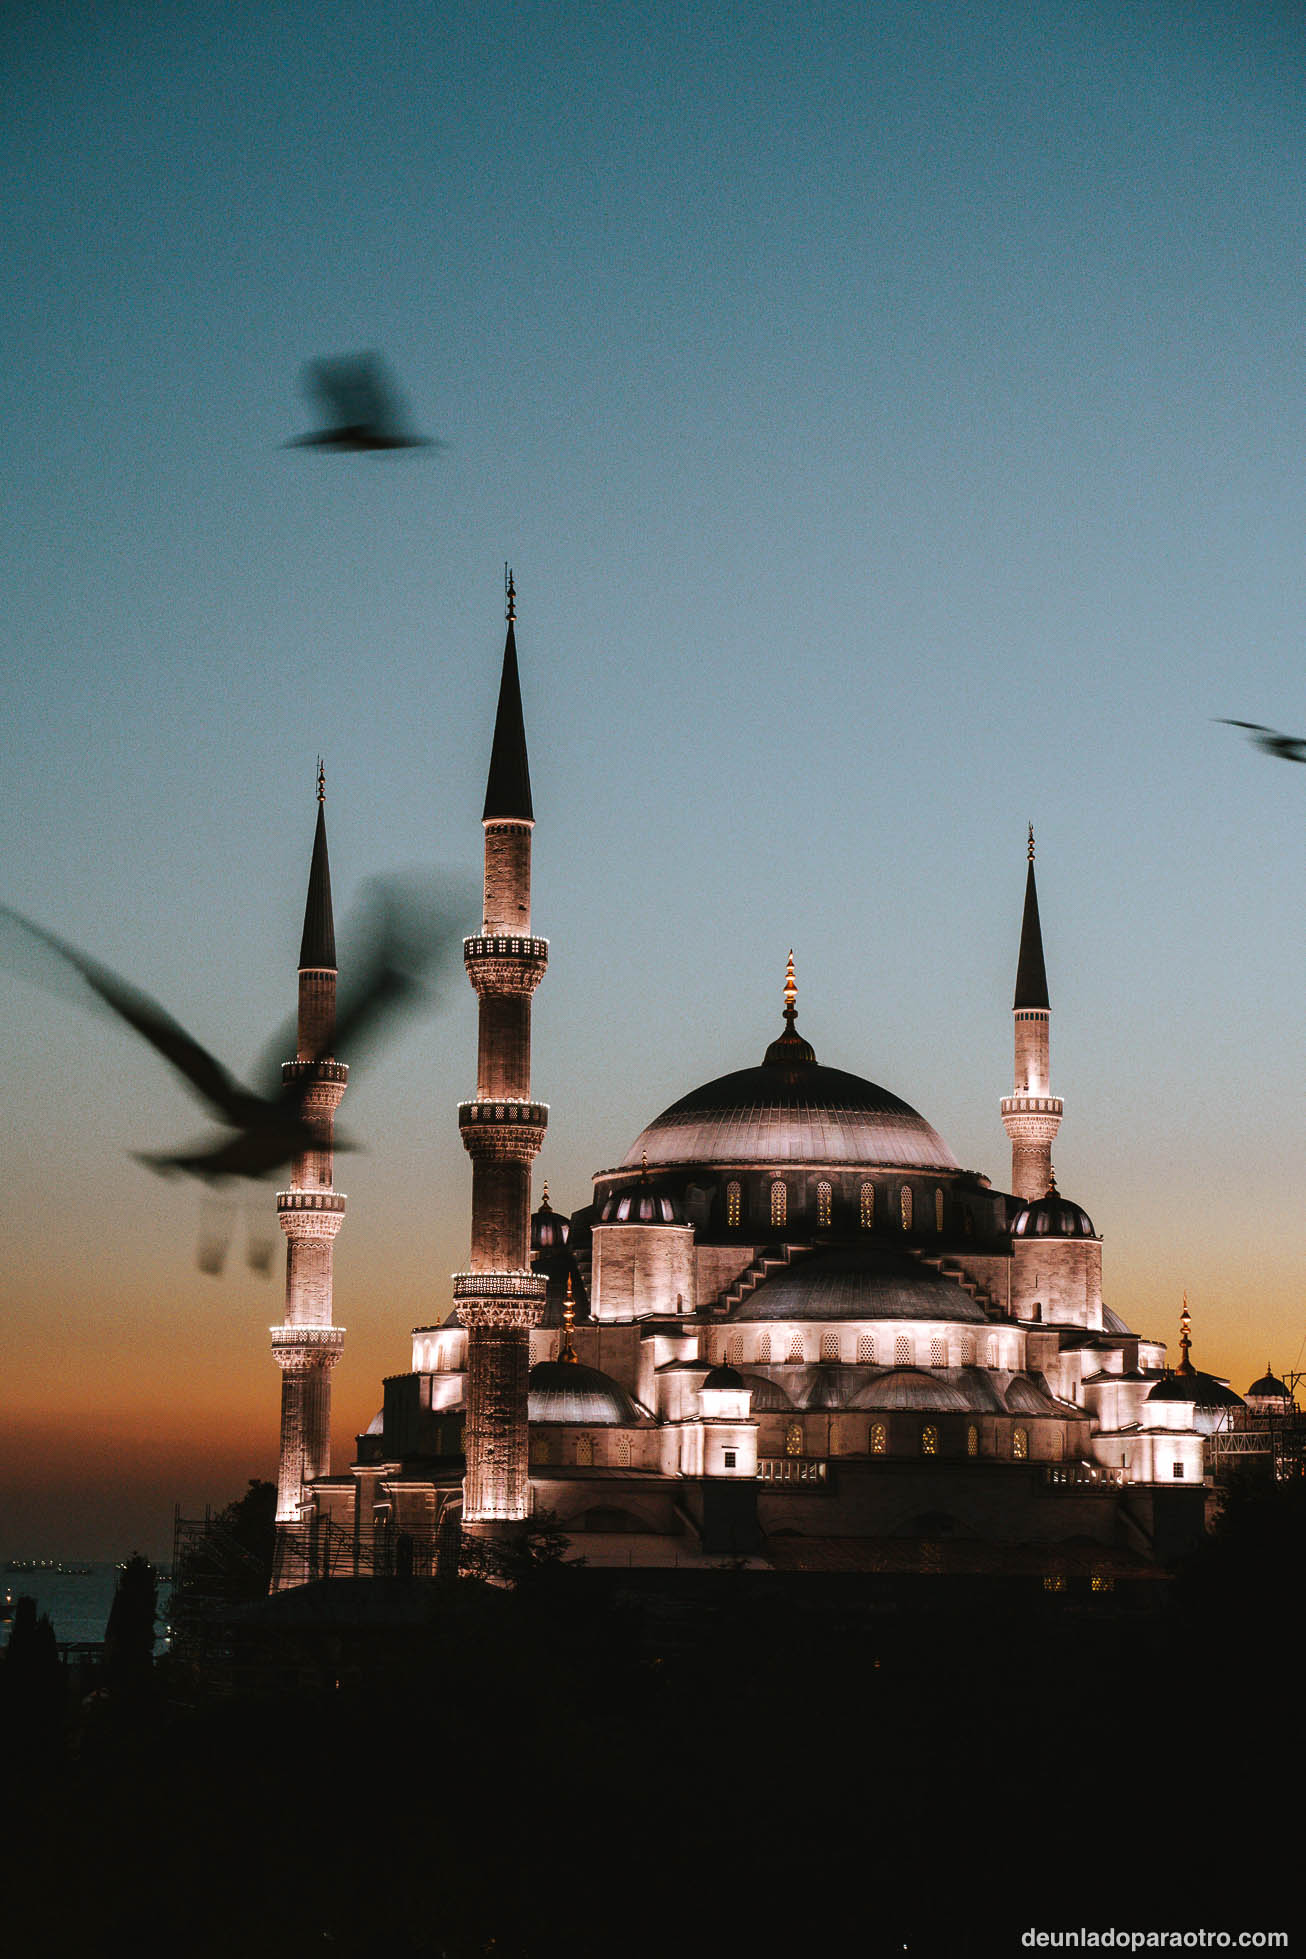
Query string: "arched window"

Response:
xmin=770 ymin=1180 xmax=787 ymax=1228
xmin=934 ymin=1188 xmax=944 ymax=1232
xmin=894 ymin=1335 xmax=911 ymax=1366
xmin=820 ymin=1330 xmax=839 ymax=1362
xmin=966 ymin=1424 xmax=979 ymax=1457
xmin=986 ymin=1339 xmax=998 ymax=1368
xmin=787 ymin=1332 xmax=804 ymax=1363
xmin=860 ymin=1182 xmax=875 ymax=1229
xmin=784 ymin=1422 xmax=803 ymax=1457
xmin=726 ymin=1180 xmax=741 ymax=1228
xmin=900 ymin=1185 xmax=913 ymax=1230
xmin=727 ymin=1333 xmax=743 ymax=1366
xmin=960 ymin=1337 xmax=975 ymax=1366
xmin=577 ymin=1435 xmax=594 ymax=1466
xmin=817 ymin=1180 xmax=832 ymax=1228
xmin=616 ymin=1436 xmax=631 ymax=1467
xmin=856 ymin=1333 xmax=875 ymax=1365
xmin=870 ymin=1421 xmax=887 ymax=1455
xmin=534 ymin=1434 xmax=553 ymax=1464
xmin=920 ymin=1424 xmax=938 ymax=1456
xmin=756 ymin=1333 xmax=771 ymax=1363
xmin=930 ymin=1337 xmax=946 ymax=1368
xmin=1012 ymin=1427 xmax=1028 ymax=1460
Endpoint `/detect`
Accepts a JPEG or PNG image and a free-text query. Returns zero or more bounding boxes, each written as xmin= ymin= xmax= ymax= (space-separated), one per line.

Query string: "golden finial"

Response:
xmin=1045 ymin=1166 xmax=1058 ymax=1195
xmin=559 ymin=1275 xmax=578 ymax=1364
xmin=784 ymin=949 xmax=798 ymax=1022
xmin=640 ymin=1149 xmax=648 ymax=1182
xmin=539 ymin=1179 xmax=550 ymax=1210
xmin=1179 ymin=1293 xmax=1193 ymax=1374
xmin=505 ymin=563 xmax=516 ymax=622
xmin=317 ymin=757 xmax=326 ymax=804
xmin=1027 ymin=822 xmax=1035 ymax=864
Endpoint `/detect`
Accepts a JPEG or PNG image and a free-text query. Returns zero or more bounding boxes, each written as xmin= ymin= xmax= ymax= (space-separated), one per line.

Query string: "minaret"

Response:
xmin=454 ymin=575 xmax=549 ymax=1526
xmin=1001 ymin=825 xmax=1063 ymax=1202
xmin=270 ymin=763 xmax=348 ymax=1530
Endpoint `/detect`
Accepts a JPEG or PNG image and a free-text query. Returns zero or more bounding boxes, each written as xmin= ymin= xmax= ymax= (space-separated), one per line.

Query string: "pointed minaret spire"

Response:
xmin=483 ymin=568 xmax=533 ymax=821
xmin=299 ymin=762 xmax=337 ymax=975
xmin=1001 ymin=826 xmax=1062 ymax=1200
xmin=1014 ymin=825 xmax=1050 ymax=1012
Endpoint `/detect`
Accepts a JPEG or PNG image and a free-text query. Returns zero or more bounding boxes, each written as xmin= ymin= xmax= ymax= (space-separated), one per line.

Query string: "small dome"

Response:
xmin=1147 ymin=1370 xmax=1242 ymax=1410
xmin=702 ymin=1361 xmax=745 ymax=1391
xmin=531 ymin=1188 xmax=571 ymax=1251
xmin=599 ymin=1180 xmax=686 ymax=1225
xmin=1013 ymin=1189 xmax=1097 ymax=1240
xmin=1247 ymin=1366 xmax=1290 ymax=1401
xmin=528 ymin=1360 xmax=642 ymax=1425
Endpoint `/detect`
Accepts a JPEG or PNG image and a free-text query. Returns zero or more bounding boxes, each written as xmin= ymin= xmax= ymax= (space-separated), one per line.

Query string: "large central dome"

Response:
xmin=620 ymin=975 xmax=959 ymax=1173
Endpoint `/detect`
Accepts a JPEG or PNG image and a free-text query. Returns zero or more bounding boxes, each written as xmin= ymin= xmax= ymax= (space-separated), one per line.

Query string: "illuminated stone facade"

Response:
xmin=282 ymin=599 xmax=1253 ymax=1583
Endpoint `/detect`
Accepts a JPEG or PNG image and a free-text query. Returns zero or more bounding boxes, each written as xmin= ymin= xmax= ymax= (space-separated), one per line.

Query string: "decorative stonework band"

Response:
xmin=463 ymin=936 xmax=549 ymax=997
xmin=270 ymin=1325 xmax=346 ymax=1370
xmin=458 ymin=1099 xmax=548 ymax=1161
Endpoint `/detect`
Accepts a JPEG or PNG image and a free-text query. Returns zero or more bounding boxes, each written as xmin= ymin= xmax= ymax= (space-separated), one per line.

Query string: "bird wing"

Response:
xmin=252 ymin=871 xmax=473 ymax=1097
xmin=0 ymin=904 xmax=255 ymax=1124
xmin=303 ymin=352 xmax=394 ymax=431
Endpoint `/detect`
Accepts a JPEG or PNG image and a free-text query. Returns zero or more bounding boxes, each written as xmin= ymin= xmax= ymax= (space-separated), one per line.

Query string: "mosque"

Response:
xmin=266 ymin=590 xmax=1271 ymax=1588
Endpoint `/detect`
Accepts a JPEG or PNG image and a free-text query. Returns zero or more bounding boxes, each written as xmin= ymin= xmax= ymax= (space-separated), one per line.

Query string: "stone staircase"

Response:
xmin=915 ymin=1251 xmax=997 ymax=1316
xmin=714 ymin=1242 xmax=814 ymax=1316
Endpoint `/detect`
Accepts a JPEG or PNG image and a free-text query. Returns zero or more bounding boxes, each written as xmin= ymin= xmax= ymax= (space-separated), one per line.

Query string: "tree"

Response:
xmin=104 ymin=1555 xmax=157 ymax=1696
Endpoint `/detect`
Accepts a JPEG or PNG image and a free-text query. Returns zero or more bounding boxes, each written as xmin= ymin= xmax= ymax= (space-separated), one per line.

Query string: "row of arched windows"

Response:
xmin=781 ymin=1421 xmax=1031 ymax=1459
xmin=725 ymin=1179 xmax=951 ymax=1233
xmin=723 ymin=1331 xmax=1009 ymax=1368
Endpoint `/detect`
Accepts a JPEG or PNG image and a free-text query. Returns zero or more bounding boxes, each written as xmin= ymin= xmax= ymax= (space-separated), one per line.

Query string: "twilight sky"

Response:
xmin=3 ymin=1 xmax=1305 ymax=1558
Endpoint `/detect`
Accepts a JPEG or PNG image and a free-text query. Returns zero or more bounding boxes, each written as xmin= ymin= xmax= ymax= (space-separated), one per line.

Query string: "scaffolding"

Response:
xmin=1206 ymin=1381 xmax=1306 ymax=1484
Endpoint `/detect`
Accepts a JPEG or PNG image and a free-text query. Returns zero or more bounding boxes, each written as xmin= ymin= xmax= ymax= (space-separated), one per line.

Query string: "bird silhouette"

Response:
xmin=285 ymin=352 xmax=441 ymax=451
xmin=1216 ymin=719 xmax=1306 ymax=764
xmin=0 ymin=872 xmax=468 ymax=1186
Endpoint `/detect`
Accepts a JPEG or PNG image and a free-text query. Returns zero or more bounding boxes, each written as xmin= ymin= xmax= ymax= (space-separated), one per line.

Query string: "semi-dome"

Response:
xmin=528 ymin=1360 xmax=643 ymax=1425
xmin=731 ymin=1246 xmax=989 ymax=1323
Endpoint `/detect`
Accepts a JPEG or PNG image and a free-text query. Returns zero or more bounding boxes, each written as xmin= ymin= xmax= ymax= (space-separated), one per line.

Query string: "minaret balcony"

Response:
xmin=276 ymin=1188 xmax=348 ymax=1237
xmin=269 ymin=1324 xmax=346 ymax=1369
xmin=453 ymin=1268 xmax=547 ymax=1328
xmin=282 ymin=1059 xmax=349 ymax=1085
xmin=1000 ymin=1096 xmax=1064 ymax=1144
xmin=458 ymin=1099 xmax=548 ymax=1160
xmin=463 ymin=935 xmax=549 ymax=997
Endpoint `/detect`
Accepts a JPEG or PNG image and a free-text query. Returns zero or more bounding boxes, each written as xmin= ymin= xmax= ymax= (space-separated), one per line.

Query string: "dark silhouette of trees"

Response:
xmin=104 ymin=1555 xmax=157 ymax=1697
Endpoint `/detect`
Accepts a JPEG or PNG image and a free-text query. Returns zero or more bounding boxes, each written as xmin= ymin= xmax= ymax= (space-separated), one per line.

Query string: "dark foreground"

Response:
xmin=2 ymin=1524 xmax=1301 ymax=1959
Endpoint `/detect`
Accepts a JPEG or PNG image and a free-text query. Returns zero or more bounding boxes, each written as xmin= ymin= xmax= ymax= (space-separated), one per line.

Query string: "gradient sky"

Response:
xmin=4 ymin=1 xmax=1305 ymax=1559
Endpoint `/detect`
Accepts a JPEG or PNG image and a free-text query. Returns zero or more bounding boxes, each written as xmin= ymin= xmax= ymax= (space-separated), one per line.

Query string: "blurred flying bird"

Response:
xmin=285 ymin=352 xmax=441 ymax=451
xmin=0 ymin=872 xmax=469 ymax=1187
xmin=1216 ymin=719 xmax=1306 ymax=763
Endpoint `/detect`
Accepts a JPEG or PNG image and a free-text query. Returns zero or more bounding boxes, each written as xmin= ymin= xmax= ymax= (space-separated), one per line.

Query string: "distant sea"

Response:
xmin=2 ymin=1561 xmax=172 ymax=1652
